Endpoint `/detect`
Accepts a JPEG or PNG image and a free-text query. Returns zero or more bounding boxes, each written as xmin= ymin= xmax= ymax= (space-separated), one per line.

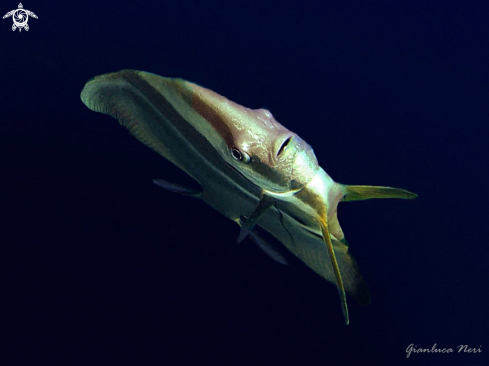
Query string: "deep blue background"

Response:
xmin=1 ymin=1 xmax=487 ymax=365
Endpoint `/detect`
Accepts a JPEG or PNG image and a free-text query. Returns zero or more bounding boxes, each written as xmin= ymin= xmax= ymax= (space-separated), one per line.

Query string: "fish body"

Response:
xmin=81 ymin=70 xmax=416 ymax=324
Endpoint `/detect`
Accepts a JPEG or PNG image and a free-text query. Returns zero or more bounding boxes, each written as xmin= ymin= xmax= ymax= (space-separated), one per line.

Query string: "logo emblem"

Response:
xmin=3 ymin=3 xmax=37 ymax=32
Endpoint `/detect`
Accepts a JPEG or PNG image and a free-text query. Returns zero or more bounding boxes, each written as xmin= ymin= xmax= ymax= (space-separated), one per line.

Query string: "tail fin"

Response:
xmin=342 ymin=185 xmax=417 ymax=202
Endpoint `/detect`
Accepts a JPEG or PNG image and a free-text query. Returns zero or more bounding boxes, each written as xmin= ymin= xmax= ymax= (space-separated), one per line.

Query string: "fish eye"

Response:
xmin=231 ymin=147 xmax=251 ymax=163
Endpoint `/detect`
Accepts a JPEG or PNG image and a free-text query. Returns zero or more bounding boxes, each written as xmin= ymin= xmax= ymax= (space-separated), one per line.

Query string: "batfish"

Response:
xmin=81 ymin=70 xmax=417 ymax=324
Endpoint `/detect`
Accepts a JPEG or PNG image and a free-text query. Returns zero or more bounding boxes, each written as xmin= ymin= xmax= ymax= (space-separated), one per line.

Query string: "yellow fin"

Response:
xmin=318 ymin=216 xmax=349 ymax=325
xmin=342 ymin=185 xmax=417 ymax=202
xmin=330 ymin=237 xmax=370 ymax=307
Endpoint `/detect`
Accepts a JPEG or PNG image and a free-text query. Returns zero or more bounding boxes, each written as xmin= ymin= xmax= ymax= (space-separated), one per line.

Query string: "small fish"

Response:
xmin=81 ymin=70 xmax=417 ymax=325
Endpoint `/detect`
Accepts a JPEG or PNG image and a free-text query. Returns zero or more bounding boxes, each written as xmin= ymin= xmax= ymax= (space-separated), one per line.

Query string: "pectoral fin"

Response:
xmin=237 ymin=193 xmax=275 ymax=243
xmin=153 ymin=179 xmax=203 ymax=199
xmin=318 ymin=215 xmax=349 ymax=325
xmin=248 ymin=228 xmax=289 ymax=265
xmin=232 ymin=217 xmax=289 ymax=265
xmin=342 ymin=185 xmax=417 ymax=202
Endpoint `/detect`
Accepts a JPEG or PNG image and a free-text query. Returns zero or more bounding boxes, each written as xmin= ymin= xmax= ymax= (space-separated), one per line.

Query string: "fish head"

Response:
xmin=187 ymin=82 xmax=320 ymax=195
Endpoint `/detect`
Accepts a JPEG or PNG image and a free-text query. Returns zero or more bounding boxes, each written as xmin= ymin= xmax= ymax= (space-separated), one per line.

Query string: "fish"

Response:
xmin=80 ymin=70 xmax=417 ymax=325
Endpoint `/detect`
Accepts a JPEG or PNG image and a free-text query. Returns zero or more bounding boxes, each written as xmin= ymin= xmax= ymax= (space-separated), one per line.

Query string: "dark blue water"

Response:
xmin=1 ymin=1 xmax=487 ymax=365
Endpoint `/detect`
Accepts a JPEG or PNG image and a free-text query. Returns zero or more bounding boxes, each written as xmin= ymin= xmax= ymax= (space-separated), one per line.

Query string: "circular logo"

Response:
xmin=13 ymin=9 xmax=28 ymax=27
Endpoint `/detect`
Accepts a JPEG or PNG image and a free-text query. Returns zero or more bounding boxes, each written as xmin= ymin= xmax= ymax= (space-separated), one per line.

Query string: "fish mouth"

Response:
xmin=275 ymin=134 xmax=295 ymax=160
